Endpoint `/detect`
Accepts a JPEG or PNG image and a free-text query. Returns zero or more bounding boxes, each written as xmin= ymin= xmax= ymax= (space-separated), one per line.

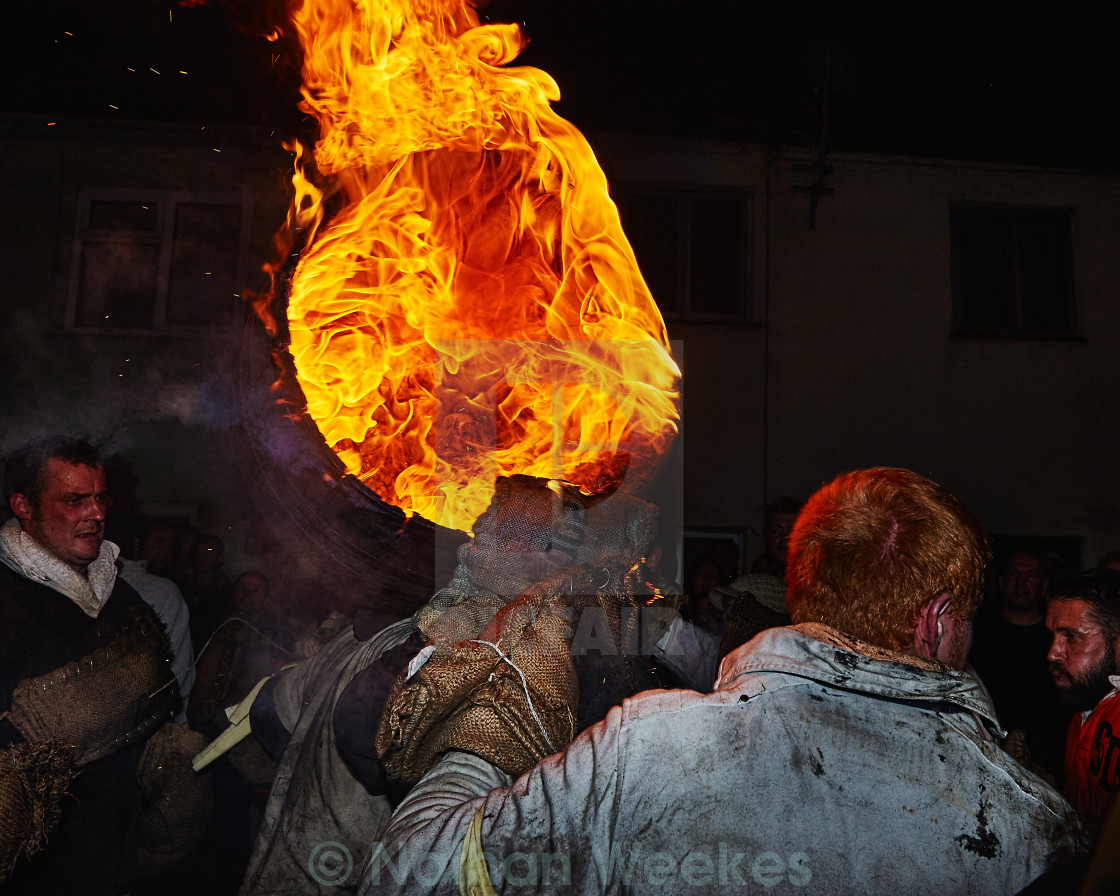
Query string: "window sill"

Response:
xmin=948 ymin=330 xmax=1088 ymax=344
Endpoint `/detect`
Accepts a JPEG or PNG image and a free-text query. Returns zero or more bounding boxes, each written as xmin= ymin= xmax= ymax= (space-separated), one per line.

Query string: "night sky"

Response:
xmin=6 ymin=1 xmax=1117 ymax=168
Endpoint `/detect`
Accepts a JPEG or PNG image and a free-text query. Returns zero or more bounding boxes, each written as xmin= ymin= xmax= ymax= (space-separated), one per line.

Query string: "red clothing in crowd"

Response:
xmin=1065 ymin=687 xmax=1120 ymax=832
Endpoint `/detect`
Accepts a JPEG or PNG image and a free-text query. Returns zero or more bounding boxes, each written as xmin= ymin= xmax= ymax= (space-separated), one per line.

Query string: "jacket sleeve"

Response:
xmin=370 ymin=705 xmax=626 ymax=895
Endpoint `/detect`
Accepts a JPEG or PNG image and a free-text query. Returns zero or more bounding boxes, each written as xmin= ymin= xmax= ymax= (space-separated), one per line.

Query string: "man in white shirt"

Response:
xmin=117 ymin=517 xmax=196 ymax=721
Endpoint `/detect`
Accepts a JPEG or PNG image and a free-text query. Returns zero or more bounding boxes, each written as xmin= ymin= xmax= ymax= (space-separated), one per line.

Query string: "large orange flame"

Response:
xmin=271 ymin=0 xmax=680 ymax=532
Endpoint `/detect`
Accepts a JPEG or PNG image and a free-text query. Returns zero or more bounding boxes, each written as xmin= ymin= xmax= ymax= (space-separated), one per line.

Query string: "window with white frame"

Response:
xmin=68 ymin=190 xmax=249 ymax=331
xmin=618 ymin=187 xmax=753 ymax=322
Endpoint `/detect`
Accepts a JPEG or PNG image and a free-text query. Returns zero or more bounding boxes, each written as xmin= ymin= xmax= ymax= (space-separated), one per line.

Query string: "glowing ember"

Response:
xmin=263 ymin=0 xmax=680 ymax=532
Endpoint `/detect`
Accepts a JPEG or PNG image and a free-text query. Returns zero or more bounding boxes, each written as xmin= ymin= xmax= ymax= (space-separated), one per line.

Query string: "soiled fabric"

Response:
xmin=373 ymin=625 xmax=1085 ymax=896
xmin=238 ymin=619 xmax=415 ymax=896
xmin=334 ymin=631 xmax=428 ymax=797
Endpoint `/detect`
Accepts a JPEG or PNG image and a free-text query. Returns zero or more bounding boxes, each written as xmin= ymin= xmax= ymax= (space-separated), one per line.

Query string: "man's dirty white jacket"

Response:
xmin=370 ymin=626 xmax=1083 ymax=895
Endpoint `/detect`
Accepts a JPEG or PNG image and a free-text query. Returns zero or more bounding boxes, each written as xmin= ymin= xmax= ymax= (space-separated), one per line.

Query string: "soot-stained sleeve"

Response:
xmin=370 ymin=703 xmax=626 ymax=895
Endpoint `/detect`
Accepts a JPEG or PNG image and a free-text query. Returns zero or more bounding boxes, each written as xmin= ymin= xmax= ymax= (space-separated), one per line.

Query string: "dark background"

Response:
xmin=7 ymin=0 xmax=1117 ymax=168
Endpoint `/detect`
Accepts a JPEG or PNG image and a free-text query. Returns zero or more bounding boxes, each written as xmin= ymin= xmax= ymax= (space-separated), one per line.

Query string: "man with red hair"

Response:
xmin=370 ymin=467 xmax=1083 ymax=895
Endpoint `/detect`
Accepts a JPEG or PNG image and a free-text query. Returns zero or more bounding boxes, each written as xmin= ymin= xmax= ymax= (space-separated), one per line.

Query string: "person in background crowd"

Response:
xmin=706 ymin=538 xmax=741 ymax=586
xmin=732 ymin=496 xmax=804 ymax=610
xmin=682 ymin=557 xmax=722 ymax=634
xmin=372 ymin=468 xmax=1083 ymax=895
xmin=1097 ymin=550 xmax=1120 ymax=573
xmin=717 ymin=497 xmax=805 ymax=658
xmin=139 ymin=518 xmax=180 ymax=578
xmin=166 ymin=522 xmax=200 ymax=584
xmin=116 ymin=516 xmax=196 ymax=722
xmin=180 ymin=532 xmax=234 ymax=649
xmin=748 ymin=495 xmax=802 ymax=576
xmin=183 ymin=569 xmax=298 ymax=896
xmin=1047 ymin=569 xmax=1120 ymax=837
xmin=969 ymin=550 xmax=1068 ymax=782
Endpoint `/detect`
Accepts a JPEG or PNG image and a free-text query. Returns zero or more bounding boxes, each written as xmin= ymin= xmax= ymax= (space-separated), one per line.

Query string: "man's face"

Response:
xmin=1047 ymin=598 xmax=1120 ymax=710
xmin=141 ymin=522 xmax=178 ymax=573
xmin=11 ymin=459 xmax=110 ymax=574
xmin=689 ymin=561 xmax=720 ymax=598
xmin=767 ymin=512 xmax=798 ymax=563
xmin=1000 ymin=553 xmax=1045 ymax=611
xmin=232 ymin=573 xmax=269 ymax=614
xmin=193 ymin=540 xmax=225 ymax=575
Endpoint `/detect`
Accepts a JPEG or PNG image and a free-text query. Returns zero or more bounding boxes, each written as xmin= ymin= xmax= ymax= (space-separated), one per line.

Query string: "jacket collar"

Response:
xmin=717 ymin=624 xmax=1000 ymax=729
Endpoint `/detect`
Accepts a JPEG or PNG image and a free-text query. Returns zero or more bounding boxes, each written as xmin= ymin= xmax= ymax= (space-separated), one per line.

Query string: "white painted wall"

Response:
xmin=596 ymin=135 xmax=1120 ymax=569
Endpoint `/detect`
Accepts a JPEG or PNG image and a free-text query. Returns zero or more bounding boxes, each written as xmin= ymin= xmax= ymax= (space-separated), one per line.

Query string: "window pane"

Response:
xmin=1017 ymin=212 xmax=1074 ymax=334
xmin=74 ymin=241 xmax=158 ymax=328
xmin=88 ymin=200 xmax=158 ymax=231
xmin=952 ymin=208 xmax=1012 ymax=330
xmin=622 ymin=194 xmax=680 ymax=315
xmin=166 ymin=203 xmax=242 ymax=326
xmin=690 ymin=196 xmax=745 ymax=315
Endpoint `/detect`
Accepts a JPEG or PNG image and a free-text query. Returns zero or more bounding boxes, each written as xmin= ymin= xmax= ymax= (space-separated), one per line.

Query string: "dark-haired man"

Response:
xmin=1047 ymin=569 xmax=1120 ymax=835
xmin=749 ymin=495 xmax=802 ymax=576
xmin=970 ymin=550 xmax=1068 ymax=782
xmin=0 ymin=437 xmax=178 ymax=892
xmin=371 ymin=468 xmax=1083 ymax=895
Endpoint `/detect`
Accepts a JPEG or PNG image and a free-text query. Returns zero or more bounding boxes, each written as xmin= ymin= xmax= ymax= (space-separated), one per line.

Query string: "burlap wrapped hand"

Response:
xmin=378 ymin=559 xmax=680 ymax=784
xmin=377 ymin=571 xmax=581 ymax=784
xmin=0 ymin=742 xmax=75 ymax=882
xmin=5 ymin=607 xmax=177 ymax=768
xmin=132 ymin=723 xmax=213 ymax=878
